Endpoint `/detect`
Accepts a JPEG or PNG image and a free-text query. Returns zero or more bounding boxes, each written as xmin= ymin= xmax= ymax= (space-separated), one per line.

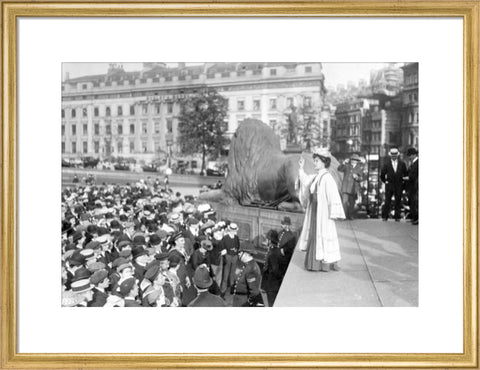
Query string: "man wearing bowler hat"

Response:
xmin=188 ymin=266 xmax=226 ymax=307
xmin=380 ymin=147 xmax=408 ymax=221
xmin=338 ymin=153 xmax=365 ymax=220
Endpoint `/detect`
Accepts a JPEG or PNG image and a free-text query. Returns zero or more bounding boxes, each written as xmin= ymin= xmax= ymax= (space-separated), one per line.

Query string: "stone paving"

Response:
xmin=274 ymin=219 xmax=418 ymax=307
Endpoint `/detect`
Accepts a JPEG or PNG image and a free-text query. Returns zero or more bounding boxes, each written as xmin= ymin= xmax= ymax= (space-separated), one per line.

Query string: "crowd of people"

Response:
xmin=61 ymin=179 xmax=292 ymax=308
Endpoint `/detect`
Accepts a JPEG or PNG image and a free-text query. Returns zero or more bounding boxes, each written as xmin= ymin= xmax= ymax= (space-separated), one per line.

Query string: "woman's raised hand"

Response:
xmin=298 ymin=157 xmax=305 ymax=169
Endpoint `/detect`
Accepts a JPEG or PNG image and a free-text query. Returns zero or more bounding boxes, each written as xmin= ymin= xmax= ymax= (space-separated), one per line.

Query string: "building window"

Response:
xmin=304 ymin=97 xmax=312 ymax=107
xmin=82 ymin=108 xmax=87 ymax=118
xmin=61 ymin=109 xmax=65 ymax=118
xmin=269 ymin=98 xmax=277 ymax=110
xmin=155 ymin=104 xmax=161 ymax=114
xmin=305 ymin=66 xmax=312 ymax=73
xmin=94 ymin=141 xmax=99 ymax=154
xmin=130 ymin=141 xmax=135 ymax=153
xmin=253 ymin=99 xmax=260 ymax=111
xmin=287 ymin=97 xmax=294 ymax=107
xmin=167 ymin=119 xmax=173 ymax=133
xmin=118 ymin=124 xmax=123 ymax=135
xmin=130 ymin=105 xmax=135 ymax=115
xmin=142 ymin=104 xmax=148 ymax=115
xmin=94 ymin=107 xmax=99 ymax=117
xmin=71 ymin=108 xmax=76 ymax=118
xmin=71 ymin=142 xmax=76 ymax=153
xmin=71 ymin=124 xmax=76 ymax=136
xmin=167 ymin=102 xmax=173 ymax=114
xmin=106 ymin=124 xmax=111 ymax=135
xmin=117 ymin=106 xmax=123 ymax=116
xmin=142 ymin=122 xmax=148 ymax=134
xmin=83 ymin=124 xmax=88 ymax=135
xmin=94 ymin=124 xmax=99 ymax=135
xmin=130 ymin=124 xmax=135 ymax=134
xmin=83 ymin=142 xmax=88 ymax=153
xmin=270 ymin=69 xmax=277 ymax=76
xmin=106 ymin=107 xmax=111 ymax=116
xmin=154 ymin=121 xmax=160 ymax=134
xmin=142 ymin=142 xmax=148 ymax=153
xmin=237 ymin=100 xmax=245 ymax=111
xmin=117 ymin=141 xmax=123 ymax=154
xmin=61 ymin=125 xmax=65 ymax=136
xmin=82 ymin=84 xmax=87 ymax=90
xmin=62 ymin=142 xmax=65 ymax=153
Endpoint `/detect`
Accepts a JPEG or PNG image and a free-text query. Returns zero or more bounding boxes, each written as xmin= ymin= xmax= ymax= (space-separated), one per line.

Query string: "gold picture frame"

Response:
xmin=1 ymin=1 xmax=478 ymax=368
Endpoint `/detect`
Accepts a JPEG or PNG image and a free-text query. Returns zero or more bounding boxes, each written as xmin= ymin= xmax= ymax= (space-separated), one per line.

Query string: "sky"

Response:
xmin=62 ymin=62 xmax=391 ymax=88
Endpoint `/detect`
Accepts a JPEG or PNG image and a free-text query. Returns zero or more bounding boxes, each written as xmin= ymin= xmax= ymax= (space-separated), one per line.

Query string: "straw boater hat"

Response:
xmin=388 ymin=148 xmax=400 ymax=156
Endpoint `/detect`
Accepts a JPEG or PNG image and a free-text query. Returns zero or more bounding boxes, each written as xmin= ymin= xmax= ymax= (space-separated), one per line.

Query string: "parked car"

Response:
xmin=206 ymin=168 xmax=224 ymax=176
xmin=82 ymin=157 xmax=100 ymax=168
xmin=62 ymin=159 xmax=74 ymax=168
xmin=114 ymin=162 xmax=130 ymax=171
xmin=142 ymin=164 xmax=158 ymax=173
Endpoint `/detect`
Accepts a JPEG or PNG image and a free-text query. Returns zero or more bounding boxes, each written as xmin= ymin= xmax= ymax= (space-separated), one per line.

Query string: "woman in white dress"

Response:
xmin=296 ymin=148 xmax=345 ymax=271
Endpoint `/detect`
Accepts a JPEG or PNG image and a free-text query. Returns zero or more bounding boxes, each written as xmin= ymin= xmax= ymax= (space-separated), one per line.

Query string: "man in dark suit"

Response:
xmin=338 ymin=153 xmax=365 ymax=220
xmin=380 ymin=147 xmax=408 ymax=221
xmin=406 ymin=148 xmax=419 ymax=225
xmin=277 ymin=216 xmax=296 ymax=274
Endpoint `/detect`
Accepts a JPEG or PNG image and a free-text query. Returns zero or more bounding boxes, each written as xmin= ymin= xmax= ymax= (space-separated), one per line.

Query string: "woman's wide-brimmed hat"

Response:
xmin=312 ymin=147 xmax=331 ymax=158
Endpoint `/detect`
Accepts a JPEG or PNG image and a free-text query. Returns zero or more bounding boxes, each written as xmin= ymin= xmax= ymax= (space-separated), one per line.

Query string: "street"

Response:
xmin=62 ymin=168 xmax=223 ymax=196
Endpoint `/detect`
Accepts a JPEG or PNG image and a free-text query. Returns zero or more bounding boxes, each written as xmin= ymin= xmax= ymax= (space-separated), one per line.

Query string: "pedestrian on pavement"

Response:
xmin=406 ymin=147 xmax=419 ymax=225
xmin=297 ymin=148 xmax=345 ymax=272
xmin=380 ymin=148 xmax=408 ymax=221
xmin=232 ymin=242 xmax=264 ymax=307
xmin=337 ymin=153 xmax=364 ymax=220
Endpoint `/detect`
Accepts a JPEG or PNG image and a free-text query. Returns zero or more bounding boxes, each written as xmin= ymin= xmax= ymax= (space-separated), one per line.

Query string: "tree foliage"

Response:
xmin=177 ymin=89 xmax=229 ymax=160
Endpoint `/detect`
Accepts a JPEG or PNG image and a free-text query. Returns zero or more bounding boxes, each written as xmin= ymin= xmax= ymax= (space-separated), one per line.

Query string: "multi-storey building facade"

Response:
xmin=362 ymin=100 xmax=402 ymax=156
xmin=61 ymin=62 xmax=326 ymax=161
xmin=400 ymin=63 xmax=419 ymax=148
xmin=331 ymin=98 xmax=377 ymax=157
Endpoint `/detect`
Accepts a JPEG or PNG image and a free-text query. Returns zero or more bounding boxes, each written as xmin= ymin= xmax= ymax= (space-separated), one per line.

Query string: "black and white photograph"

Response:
xmin=61 ymin=62 xmax=419 ymax=308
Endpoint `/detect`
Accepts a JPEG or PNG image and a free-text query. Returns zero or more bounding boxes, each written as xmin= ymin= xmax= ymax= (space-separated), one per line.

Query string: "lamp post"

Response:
xmin=198 ymin=100 xmax=208 ymax=176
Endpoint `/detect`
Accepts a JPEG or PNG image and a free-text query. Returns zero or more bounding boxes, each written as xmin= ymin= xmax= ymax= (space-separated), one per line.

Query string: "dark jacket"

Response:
xmin=188 ymin=290 xmax=226 ymax=307
xmin=408 ymin=159 xmax=419 ymax=192
xmin=380 ymin=158 xmax=408 ymax=191
xmin=278 ymin=229 xmax=296 ymax=262
xmin=222 ymin=235 xmax=240 ymax=256
xmin=234 ymin=259 xmax=262 ymax=297
xmin=338 ymin=162 xmax=364 ymax=194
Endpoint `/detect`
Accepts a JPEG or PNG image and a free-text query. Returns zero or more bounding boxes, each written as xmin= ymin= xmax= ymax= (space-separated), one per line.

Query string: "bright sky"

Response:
xmin=62 ymin=62 xmax=391 ymax=88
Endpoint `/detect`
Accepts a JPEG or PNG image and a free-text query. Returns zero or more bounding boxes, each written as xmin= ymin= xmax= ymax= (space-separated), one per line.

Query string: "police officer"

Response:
xmin=232 ymin=242 xmax=264 ymax=307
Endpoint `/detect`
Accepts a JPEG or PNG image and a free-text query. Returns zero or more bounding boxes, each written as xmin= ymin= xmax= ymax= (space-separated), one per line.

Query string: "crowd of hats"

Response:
xmin=61 ymin=180 xmax=245 ymax=307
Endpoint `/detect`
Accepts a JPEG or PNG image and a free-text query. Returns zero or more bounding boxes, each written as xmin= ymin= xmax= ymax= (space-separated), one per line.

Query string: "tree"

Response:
xmin=177 ymin=89 xmax=229 ymax=175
